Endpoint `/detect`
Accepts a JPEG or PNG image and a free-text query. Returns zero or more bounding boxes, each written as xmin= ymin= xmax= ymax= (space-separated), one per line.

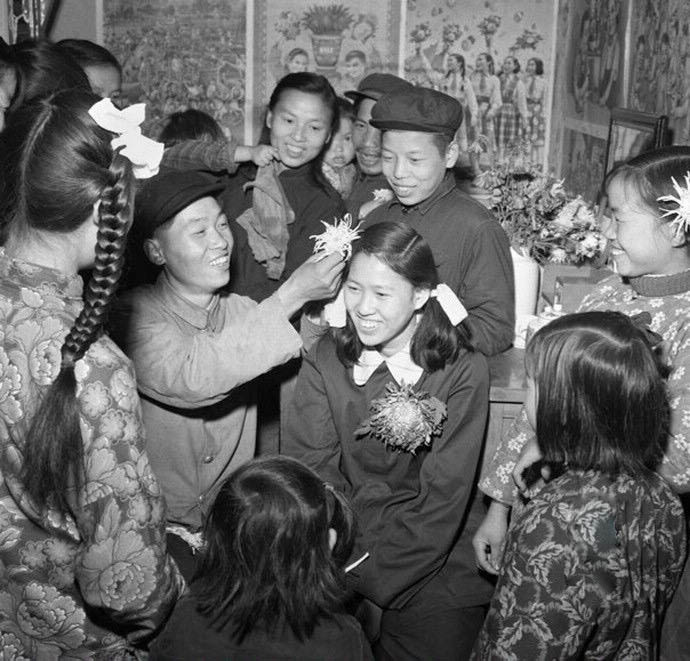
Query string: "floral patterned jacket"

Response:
xmin=0 ymin=251 xmax=183 ymax=659
xmin=480 ymin=273 xmax=690 ymax=503
xmin=473 ymin=470 xmax=686 ymax=660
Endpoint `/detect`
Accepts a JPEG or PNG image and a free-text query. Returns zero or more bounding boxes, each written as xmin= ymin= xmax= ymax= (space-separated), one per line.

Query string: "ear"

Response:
xmin=444 ymin=140 xmax=459 ymax=168
xmin=413 ymin=286 xmax=431 ymax=311
xmin=328 ymin=527 xmax=337 ymax=552
xmin=143 ymin=237 xmax=166 ymax=266
xmin=266 ymin=109 xmax=273 ymax=130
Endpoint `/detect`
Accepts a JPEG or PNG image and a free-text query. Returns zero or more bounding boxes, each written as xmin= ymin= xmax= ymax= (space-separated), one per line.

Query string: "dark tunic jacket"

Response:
xmin=220 ymin=162 xmax=346 ymax=302
xmin=283 ymin=334 xmax=495 ymax=611
xmin=364 ymin=173 xmax=515 ymax=355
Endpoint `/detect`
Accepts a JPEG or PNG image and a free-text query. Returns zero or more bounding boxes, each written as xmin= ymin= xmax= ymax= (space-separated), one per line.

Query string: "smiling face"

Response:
xmin=381 ymin=130 xmax=458 ymax=207
xmin=527 ymin=58 xmax=537 ymax=75
xmin=502 ymin=57 xmax=516 ymax=75
xmin=323 ymin=116 xmax=355 ymax=170
xmin=475 ymin=54 xmax=488 ymax=73
xmin=604 ymin=176 xmax=678 ymax=277
xmin=344 ymin=252 xmax=428 ymax=356
xmin=287 ymin=53 xmax=309 ymax=73
xmin=346 ymin=57 xmax=365 ymax=80
xmin=267 ymin=89 xmax=332 ymax=168
xmin=352 ymin=97 xmax=382 ymax=175
xmin=146 ymin=196 xmax=232 ymax=307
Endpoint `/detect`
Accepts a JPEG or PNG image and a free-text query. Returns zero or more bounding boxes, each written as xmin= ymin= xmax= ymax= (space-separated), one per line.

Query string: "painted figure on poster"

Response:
xmin=524 ymin=57 xmax=546 ymax=164
xmin=442 ymin=54 xmax=478 ymax=155
xmin=495 ymin=55 xmax=527 ymax=162
xmin=469 ymin=52 xmax=501 ymax=174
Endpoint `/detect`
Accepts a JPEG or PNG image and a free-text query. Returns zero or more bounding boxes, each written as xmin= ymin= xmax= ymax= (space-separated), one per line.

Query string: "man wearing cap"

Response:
xmin=344 ymin=73 xmax=413 ymax=219
xmin=110 ymin=170 xmax=343 ymax=578
xmin=363 ymin=86 xmax=514 ymax=356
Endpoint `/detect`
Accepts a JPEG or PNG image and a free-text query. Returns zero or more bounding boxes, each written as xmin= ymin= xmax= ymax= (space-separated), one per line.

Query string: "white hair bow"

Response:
xmin=430 ymin=284 xmax=468 ymax=326
xmin=88 ymin=98 xmax=164 ymax=179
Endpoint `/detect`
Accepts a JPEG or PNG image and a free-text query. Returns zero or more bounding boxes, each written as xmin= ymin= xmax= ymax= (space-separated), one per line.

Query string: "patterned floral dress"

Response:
xmin=473 ymin=470 xmax=686 ymax=660
xmin=480 ymin=272 xmax=690 ymax=503
xmin=0 ymin=251 xmax=183 ymax=659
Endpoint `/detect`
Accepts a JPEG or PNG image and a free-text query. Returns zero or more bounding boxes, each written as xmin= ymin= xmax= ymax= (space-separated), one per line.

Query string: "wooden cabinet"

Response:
xmin=484 ymin=348 xmax=527 ymax=473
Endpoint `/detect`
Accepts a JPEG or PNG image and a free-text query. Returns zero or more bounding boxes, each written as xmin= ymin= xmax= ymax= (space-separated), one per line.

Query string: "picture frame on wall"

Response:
xmin=5 ymin=0 xmax=60 ymax=43
xmin=603 ymin=107 xmax=669 ymax=176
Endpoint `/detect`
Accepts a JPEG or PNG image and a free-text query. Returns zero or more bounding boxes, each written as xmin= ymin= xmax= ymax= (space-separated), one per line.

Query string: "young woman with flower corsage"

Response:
xmin=473 ymin=311 xmax=686 ymax=659
xmin=283 ymin=221 xmax=494 ymax=661
xmin=0 ymin=91 xmax=183 ymax=658
xmin=473 ymin=146 xmax=690 ymax=660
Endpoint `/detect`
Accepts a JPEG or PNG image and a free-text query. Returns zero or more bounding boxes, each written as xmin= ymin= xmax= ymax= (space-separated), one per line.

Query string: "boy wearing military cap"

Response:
xmin=364 ymin=86 xmax=514 ymax=356
xmin=110 ymin=170 xmax=343 ymax=578
xmin=344 ymin=73 xmax=413 ymax=219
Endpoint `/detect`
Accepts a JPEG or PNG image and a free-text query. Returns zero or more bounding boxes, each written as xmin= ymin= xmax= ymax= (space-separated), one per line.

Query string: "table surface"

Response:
xmin=487 ymin=347 xmax=527 ymax=404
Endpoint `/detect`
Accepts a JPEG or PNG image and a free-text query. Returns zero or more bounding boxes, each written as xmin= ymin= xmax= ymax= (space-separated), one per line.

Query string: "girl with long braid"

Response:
xmin=0 ymin=90 xmax=183 ymax=658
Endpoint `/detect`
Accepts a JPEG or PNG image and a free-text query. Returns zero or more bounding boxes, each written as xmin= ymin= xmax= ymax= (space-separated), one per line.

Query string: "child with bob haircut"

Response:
xmin=322 ymin=96 xmax=357 ymax=198
xmin=473 ymin=311 xmax=686 ymax=659
xmin=474 ymin=146 xmax=690 ymax=658
xmin=284 ymin=221 xmax=494 ymax=660
xmin=150 ymin=455 xmax=373 ymax=661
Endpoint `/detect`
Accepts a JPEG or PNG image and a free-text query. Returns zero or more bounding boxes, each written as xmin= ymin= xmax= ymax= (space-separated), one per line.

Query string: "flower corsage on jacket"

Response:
xmin=355 ymin=382 xmax=447 ymax=453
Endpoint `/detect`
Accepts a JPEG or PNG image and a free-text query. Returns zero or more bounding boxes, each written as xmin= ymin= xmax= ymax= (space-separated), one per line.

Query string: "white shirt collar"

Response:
xmin=352 ymin=344 xmax=424 ymax=386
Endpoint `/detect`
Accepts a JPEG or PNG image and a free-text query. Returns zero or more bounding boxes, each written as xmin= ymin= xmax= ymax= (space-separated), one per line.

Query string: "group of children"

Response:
xmin=0 ymin=35 xmax=689 ymax=661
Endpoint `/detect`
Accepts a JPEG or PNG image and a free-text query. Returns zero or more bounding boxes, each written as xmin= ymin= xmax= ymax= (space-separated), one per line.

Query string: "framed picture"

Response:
xmin=5 ymin=0 xmax=60 ymax=43
xmin=603 ymin=107 xmax=669 ymax=175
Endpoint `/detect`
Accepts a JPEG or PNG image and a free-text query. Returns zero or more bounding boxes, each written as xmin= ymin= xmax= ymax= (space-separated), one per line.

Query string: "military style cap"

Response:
xmin=370 ymin=86 xmax=463 ymax=136
xmin=134 ymin=169 xmax=225 ymax=238
xmin=344 ymin=73 xmax=413 ymax=103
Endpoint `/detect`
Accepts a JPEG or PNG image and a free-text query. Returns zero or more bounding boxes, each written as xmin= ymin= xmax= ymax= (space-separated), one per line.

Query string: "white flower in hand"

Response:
xmin=373 ymin=189 xmax=394 ymax=202
xmin=310 ymin=214 xmax=363 ymax=261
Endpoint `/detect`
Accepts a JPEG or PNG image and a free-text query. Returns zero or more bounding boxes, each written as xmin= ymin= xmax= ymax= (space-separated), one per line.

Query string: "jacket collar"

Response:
xmin=154 ymin=271 xmax=223 ymax=331
xmin=385 ymin=172 xmax=456 ymax=216
xmin=353 ymin=344 xmax=423 ymax=386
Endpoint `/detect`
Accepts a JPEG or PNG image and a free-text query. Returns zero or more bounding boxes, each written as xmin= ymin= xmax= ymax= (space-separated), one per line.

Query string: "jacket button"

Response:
xmin=203 ymin=455 xmax=214 ymax=464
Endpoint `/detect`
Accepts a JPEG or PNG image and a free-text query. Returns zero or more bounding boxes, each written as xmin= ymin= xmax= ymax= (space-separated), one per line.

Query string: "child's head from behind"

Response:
xmin=323 ymin=97 xmax=355 ymax=170
xmin=336 ymin=222 xmax=469 ymax=371
xmin=525 ymin=311 xmax=668 ymax=476
xmin=158 ymin=108 xmax=225 ymax=148
xmin=194 ymin=456 xmax=355 ymax=641
xmin=134 ymin=171 xmax=229 ymax=303
xmin=604 ymin=146 xmax=690 ymax=277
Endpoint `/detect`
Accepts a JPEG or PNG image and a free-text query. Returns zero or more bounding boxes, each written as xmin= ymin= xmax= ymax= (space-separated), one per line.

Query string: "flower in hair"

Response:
xmin=657 ymin=172 xmax=690 ymax=234
xmin=355 ymin=382 xmax=447 ymax=454
xmin=310 ymin=214 xmax=363 ymax=261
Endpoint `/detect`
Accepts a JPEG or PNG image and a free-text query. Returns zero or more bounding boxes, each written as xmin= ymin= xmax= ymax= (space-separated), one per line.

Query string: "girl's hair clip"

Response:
xmin=657 ymin=172 xmax=690 ymax=234
xmin=88 ymin=98 xmax=164 ymax=179
xmin=430 ymin=283 xmax=468 ymax=326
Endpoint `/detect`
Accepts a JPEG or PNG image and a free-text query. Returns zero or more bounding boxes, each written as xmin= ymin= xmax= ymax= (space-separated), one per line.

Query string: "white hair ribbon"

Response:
xmin=430 ymin=283 xmax=468 ymax=326
xmin=88 ymin=98 xmax=164 ymax=179
xmin=323 ymin=288 xmax=347 ymax=328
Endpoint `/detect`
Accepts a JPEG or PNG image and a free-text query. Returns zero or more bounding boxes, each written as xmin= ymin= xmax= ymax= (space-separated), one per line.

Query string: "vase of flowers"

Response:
xmin=475 ymin=144 xmax=606 ymax=316
xmin=302 ymin=4 xmax=353 ymax=68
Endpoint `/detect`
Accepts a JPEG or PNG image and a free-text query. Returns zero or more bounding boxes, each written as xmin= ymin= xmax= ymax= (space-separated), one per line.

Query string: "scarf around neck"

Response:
xmin=236 ymin=162 xmax=295 ymax=280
